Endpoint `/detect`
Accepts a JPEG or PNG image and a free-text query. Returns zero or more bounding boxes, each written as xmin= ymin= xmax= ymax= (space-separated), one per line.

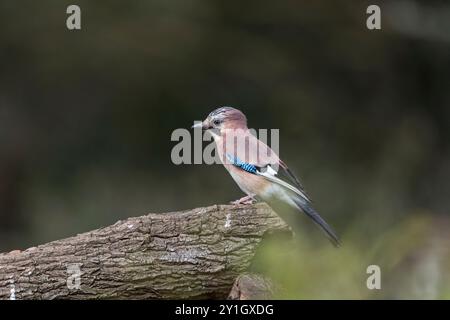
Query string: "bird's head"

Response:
xmin=192 ymin=106 xmax=247 ymax=133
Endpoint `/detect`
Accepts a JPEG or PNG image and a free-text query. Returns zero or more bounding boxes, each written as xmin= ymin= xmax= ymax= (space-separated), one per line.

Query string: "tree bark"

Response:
xmin=228 ymin=273 xmax=276 ymax=300
xmin=0 ymin=203 xmax=289 ymax=300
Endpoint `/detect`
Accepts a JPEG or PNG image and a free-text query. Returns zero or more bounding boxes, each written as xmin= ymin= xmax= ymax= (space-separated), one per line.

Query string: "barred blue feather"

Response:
xmin=226 ymin=154 xmax=257 ymax=174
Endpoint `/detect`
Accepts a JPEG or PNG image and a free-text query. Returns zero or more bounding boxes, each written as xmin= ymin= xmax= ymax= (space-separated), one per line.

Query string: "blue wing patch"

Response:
xmin=226 ymin=154 xmax=258 ymax=174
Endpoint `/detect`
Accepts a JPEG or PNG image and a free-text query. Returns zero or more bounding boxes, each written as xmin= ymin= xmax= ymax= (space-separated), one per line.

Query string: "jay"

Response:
xmin=192 ymin=106 xmax=340 ymax=246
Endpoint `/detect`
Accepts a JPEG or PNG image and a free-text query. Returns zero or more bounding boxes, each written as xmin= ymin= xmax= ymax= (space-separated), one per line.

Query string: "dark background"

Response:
xmin=1 ymin=1 xmax=449 ymax=298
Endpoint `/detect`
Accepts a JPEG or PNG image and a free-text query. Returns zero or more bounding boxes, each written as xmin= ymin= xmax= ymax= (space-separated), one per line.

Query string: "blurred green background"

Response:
xmin=1 ymin=0 xmax=449 ymax=298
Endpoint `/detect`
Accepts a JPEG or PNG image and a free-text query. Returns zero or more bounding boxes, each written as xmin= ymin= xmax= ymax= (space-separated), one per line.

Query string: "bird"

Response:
xmin=192 ymin=106 xmax=340 ymax=246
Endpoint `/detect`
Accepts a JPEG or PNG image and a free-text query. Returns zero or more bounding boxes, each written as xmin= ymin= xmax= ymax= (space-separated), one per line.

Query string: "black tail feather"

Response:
xmin=292 ymin=196 xmax=341 ymax=247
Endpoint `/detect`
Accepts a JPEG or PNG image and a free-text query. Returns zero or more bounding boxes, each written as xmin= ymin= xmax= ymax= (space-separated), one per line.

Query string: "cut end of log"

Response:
xmin=228 ymin=273 xmax=276 ymax=300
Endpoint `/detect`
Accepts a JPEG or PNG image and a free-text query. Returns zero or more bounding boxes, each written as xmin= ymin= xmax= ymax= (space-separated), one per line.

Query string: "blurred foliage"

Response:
xmin=0 ymin=0 xmax=449 ymax=298
xmin=252 ymin=213 xmax=450 ymax=299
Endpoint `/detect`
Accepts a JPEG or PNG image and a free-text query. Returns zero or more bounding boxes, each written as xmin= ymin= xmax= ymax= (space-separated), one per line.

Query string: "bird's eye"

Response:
xmin=213 ymin=119 xmax=221 ymax=126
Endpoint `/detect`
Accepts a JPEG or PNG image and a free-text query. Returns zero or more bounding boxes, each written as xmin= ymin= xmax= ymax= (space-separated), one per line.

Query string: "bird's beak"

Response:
xmin=191 ymin=122 xmax=203 ymax=129
xmin=191 ymin=120 xmax=211 ymax=130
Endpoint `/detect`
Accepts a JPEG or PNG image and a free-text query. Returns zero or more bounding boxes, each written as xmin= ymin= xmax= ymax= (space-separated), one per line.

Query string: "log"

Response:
xmin=0 ymin=203 xmax=290 ymax=300
xmin=228 ymin=273 xmax=276 ymax=300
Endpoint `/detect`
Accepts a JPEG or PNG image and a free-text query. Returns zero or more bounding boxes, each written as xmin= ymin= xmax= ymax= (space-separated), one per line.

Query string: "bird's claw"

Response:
xmin=230 ymin=195 xmax=257 ymax=205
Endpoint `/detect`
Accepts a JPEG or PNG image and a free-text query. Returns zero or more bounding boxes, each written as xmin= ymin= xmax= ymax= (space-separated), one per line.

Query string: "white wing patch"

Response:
xmin=266 ymin=165 xmax=277 ymax=176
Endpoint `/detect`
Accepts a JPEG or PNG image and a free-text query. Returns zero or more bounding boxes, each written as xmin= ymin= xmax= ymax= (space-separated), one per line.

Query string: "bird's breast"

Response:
xmin=225 ymin=164 xmax=271 ymax=197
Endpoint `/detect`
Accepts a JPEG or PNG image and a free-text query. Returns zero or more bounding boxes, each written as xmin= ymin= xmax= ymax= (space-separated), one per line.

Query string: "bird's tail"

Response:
xmin=291 ymin=195 xmax=341 ymax=247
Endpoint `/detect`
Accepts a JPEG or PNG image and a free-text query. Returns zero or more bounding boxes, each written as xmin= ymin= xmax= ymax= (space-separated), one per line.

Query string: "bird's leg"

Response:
xmin=230 ymin=194 xmax=257 ymax=205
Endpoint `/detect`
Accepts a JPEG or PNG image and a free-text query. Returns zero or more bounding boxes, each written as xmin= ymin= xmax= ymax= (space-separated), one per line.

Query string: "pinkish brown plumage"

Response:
xmin=192 ymin=106 xmax=340 ymax=246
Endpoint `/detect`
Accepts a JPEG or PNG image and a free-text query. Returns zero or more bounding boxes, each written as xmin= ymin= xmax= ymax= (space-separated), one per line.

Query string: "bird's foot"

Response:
xmin=230 ymin=195 xmax=257 ymax=205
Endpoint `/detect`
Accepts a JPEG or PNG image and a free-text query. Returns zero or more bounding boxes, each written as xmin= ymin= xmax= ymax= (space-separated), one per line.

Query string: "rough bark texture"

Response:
xmin=0 ymin=203 xmax=289 ymax=300
xmin=228 ymin=273 xmax=276 ymax=300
